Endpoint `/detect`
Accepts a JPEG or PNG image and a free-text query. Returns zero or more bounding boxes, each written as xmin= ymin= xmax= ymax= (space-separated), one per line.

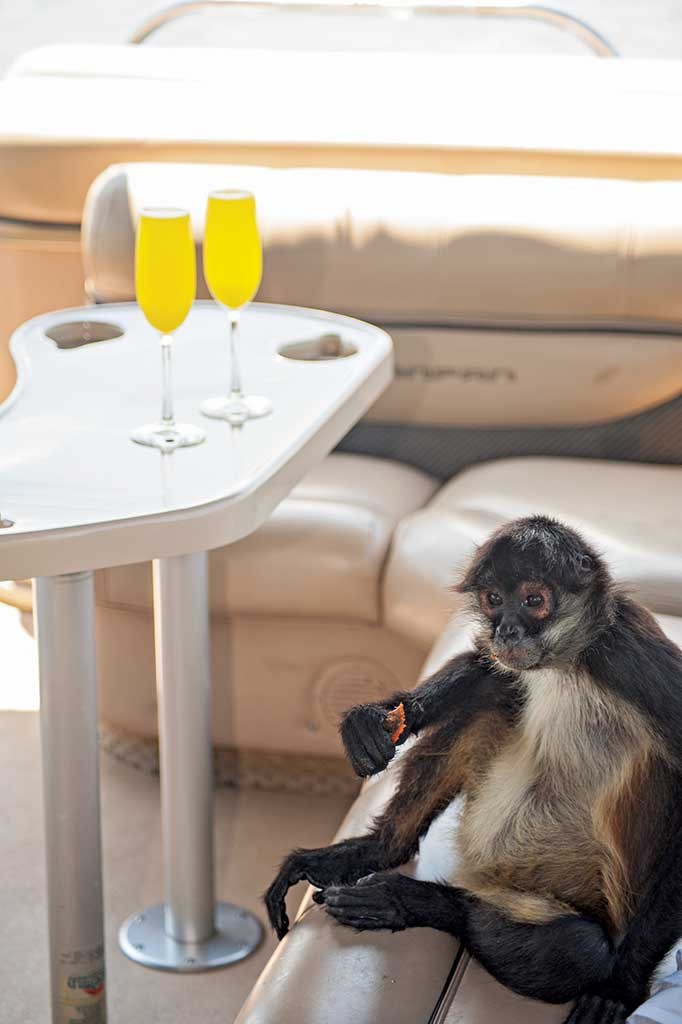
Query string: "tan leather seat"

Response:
xmin=99 ymin=453 xmax=436 ymax=624
xmin=96 ymin=453 xmax=435 ymax=754
xmin=236 ymin=611 xmax=682 ymax=1024
xmin=385 ymin=456 xmax=682 ymax=648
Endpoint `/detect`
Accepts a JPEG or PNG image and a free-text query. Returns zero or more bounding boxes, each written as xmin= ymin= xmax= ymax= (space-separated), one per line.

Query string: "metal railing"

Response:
xmin=129 ymin=0 xmax=618 ymax=57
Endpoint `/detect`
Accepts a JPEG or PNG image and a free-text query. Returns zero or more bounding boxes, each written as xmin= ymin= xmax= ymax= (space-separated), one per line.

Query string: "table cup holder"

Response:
xmin=45 ymin=320 xmax=124 ymax=350
xmin=278 ymin=333 xmax=358 ymax=361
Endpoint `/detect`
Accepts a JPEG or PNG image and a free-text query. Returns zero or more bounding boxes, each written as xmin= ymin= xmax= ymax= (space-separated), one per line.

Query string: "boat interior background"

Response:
xmin=1 ymin=3 xmax=682 ymax=1023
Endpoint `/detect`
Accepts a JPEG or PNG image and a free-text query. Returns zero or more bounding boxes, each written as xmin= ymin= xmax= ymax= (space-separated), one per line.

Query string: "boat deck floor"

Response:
xmin=0 ymin=602 xmax=351 ymax=1024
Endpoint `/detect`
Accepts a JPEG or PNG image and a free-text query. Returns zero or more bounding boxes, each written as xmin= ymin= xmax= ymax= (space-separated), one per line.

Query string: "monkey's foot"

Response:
xmin=314 ymin=871 xmax=415 ymax=932
xmin=563 ymin=994 xmax=630 ymax=1024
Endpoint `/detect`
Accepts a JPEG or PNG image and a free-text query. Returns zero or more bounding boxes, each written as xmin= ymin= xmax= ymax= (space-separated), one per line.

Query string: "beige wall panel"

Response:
xmin=368 ymin=327 xmax=682 ymax=427
xmin=96 ymin=607 xmax=425 ymax=756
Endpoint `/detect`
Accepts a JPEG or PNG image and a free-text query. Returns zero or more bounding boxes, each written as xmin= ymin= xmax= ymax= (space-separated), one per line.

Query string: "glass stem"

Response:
xmin=160 ymin=334 xmax=175 ymax=429
xmin=229 ymin=312 xmax=244 ymax=400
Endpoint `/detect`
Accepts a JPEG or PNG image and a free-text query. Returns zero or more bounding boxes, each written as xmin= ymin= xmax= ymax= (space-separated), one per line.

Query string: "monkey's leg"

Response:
xmin=569 ymin=800 xmax=682 ymax=1024
xmin=265 ymin=712 xmax=506 ymax=939
xmin=318 ymin=873 xmax=616 ymax=1006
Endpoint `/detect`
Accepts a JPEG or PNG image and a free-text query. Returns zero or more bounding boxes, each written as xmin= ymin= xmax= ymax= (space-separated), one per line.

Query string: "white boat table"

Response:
xmin=0 ymin=300 xmax=392 ymax=1024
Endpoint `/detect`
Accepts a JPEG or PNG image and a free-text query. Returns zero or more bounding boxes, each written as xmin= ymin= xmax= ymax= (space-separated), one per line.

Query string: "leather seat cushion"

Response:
xmin=96 ymin=453 xmax=436 ymax=624
xmin=84 ymin=161 xmax=682 ymax=332
xmin=7 ymin=46 xmax=682 ymax=224
xmin=385 ymin=456 xmax=682 ymax=648
xmin=235 ymin=612 xmax=682 ymax=1024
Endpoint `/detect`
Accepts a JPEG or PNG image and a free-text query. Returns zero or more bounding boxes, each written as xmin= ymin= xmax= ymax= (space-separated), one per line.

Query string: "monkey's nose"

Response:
xmin=498 ymin=621 xmax=522 ymax=642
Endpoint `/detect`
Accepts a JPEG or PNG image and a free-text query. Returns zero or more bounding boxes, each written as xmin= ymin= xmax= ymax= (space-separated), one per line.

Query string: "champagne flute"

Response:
xmin=131 ymin=208 xmax=205 ymax=450
xmin=200 ymin=190 xmax=272 ymax=425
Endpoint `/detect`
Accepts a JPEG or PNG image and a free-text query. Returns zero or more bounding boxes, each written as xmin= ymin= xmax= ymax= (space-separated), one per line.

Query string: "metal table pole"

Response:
xmin=119 ymin=550 xmax=262 ymax=970
xmin=34 ymin=571 xmax=106 ymax=1024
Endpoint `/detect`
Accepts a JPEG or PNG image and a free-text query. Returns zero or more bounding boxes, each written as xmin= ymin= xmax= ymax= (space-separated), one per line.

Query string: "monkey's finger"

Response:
xmin=322 ymin=885 xmax=386 ymax=909
xmin=355 ymin=729 xmax=394 ymax=775
xmin=265 ymin=898 xmax=289 ymax=940
xmin=325 ymin=905 xmax=392 ymax=930
xmin=562 ymin=996 xmax=628 ymax=1024
xmin=264 ymin=872 xmax=296 ymax=938
xmin=264 ymin=893 xmax=289 ymax=938
xmin=363 ymin=730 xmax=396 ymax=772
xmin=357 ymin=871 xmax=392 ymax=887
xmin=345 ymin=739 xmax=379 ymax=778
xmin=603 ymin=1004 xmax=628 ymax=1024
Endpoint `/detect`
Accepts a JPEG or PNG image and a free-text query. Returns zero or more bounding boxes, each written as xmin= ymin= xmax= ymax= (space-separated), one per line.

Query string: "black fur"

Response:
xmin=315 ymin=872 xmax=615 ymax=1004
xmin=339 ymin=651 xmax=507 ymax=776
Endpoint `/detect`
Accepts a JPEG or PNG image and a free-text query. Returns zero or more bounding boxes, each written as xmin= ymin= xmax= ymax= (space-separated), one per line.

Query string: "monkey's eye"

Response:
xmin=524 ymin=594 xmax=544 ymax=608
xmin=486 ymin=591 xmax=503 ymax=607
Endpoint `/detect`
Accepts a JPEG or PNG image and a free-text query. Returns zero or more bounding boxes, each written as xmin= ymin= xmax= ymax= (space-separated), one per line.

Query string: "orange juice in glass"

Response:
xmin=131 ymin=208 xmax=205 ymax=450
xmin=200 ymin=191 xmax=272 ymax=425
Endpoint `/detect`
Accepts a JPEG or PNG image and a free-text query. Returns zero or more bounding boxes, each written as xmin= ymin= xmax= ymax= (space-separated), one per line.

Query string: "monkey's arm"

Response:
xmin=585 ymin=595 xmax=682 ymax=764
xmin=266 ymin=704 xmax=511 ymax=938
xmin=340 ymin=651 xmax=500 ymax=777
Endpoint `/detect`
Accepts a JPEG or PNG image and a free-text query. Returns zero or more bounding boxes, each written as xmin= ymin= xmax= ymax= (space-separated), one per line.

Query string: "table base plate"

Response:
xmin=119 ymin=902 xmax=263 ymax=972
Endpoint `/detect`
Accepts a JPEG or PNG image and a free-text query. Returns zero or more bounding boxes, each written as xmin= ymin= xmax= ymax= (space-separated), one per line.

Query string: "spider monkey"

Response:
xmin=265 ymin=516 xmax=682 ymax=1024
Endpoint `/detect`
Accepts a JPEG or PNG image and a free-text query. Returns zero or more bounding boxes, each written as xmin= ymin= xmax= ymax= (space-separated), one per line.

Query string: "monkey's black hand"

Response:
xmin=265 ymin=851 xmax=306 ymax=939
xmin=562 ymin=994 xmax=630 ymax=1024
xmin=265 ymin=842 xmax=378 ymax=940
xmin=340 ymin=704 xmax=400 ymax=777
xmin=314 ymin=871 xmax=417 ymax=932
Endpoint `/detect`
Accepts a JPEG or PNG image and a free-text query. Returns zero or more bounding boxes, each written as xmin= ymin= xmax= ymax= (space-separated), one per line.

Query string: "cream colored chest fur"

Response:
xmin=458 ymin=667 xmax=653 ymax=872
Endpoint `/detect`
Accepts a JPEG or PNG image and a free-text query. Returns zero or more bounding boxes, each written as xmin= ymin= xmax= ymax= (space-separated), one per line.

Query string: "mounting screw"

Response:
xmin=134 ymin=943 xmax=145 ymax=952
xmin=184 ymin=957 xmax=196 ymax=966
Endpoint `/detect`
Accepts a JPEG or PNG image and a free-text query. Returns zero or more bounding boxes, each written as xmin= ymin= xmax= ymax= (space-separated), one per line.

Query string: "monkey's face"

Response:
xmin=478 ymin=579 xmax=554 ymax=671
xmin=458 ymin=515 xmax=613 ymax=673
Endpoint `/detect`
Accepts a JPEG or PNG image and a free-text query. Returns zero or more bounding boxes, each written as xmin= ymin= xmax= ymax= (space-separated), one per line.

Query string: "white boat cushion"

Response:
xmin=6 ymin=46 xmax=682 ymax=224
xmin=96 ymin=453 xmax=436 ymax=624
xmin=384 ymin=456 xmax=682 ymax=648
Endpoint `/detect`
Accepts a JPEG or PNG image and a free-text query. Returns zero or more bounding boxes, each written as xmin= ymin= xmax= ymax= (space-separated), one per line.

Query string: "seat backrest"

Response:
xmin=82 ymin=162 xmax=682 ymax=478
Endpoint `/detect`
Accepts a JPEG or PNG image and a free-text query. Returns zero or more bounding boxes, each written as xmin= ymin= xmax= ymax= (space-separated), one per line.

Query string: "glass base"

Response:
xmin=200 ymin=394 xmax=273 ymax=426
xmin=131 ymin=422 xmax=206 ymax=451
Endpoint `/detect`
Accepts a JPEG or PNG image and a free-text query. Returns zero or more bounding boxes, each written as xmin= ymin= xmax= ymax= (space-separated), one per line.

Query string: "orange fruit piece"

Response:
xmin=385 ymin=702 xmax=406 ymax=743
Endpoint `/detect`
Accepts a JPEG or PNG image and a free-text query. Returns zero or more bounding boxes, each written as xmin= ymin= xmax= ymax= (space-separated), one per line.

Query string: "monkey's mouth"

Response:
xmin=490 ymin=645 xmax=543 ymax=671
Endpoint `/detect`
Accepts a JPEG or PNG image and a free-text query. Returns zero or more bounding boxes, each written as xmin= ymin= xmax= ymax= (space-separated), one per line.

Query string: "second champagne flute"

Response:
xmin=200 ymin=190 xmax=272 ymax=425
